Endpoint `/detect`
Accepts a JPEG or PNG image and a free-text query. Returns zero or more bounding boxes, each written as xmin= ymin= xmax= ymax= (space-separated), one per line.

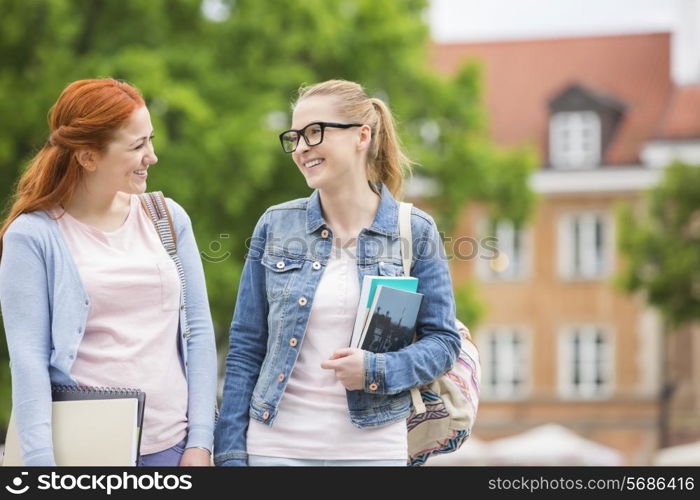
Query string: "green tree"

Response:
xmin=617 ymin=161 xmax=700 ymax=447
xmin=0 ymin=0 xmax=534 ymax=429
xmin=617 ymin=161 xmax=700 ymax=326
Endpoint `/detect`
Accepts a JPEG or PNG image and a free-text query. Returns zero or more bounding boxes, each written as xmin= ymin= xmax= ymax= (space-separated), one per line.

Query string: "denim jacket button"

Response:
xmin=276 ymin=261 xmax=285 ymax=269
xmin=298 ymin=297 xmax=307 ymax=306
xmin=312 ymin=261 xmax=321 ymax=270
xmin=289 ymin=338 xmax=298 ymax=347
xmin=369 ymin=383 xmax=379 ymax=391
xmin=278 ymin=373 xmax=285 ymax=382
xmin=321 ymin=229 xmax=329 ymax=238
xmin=262 ymin=411 xmax=270 ymax=420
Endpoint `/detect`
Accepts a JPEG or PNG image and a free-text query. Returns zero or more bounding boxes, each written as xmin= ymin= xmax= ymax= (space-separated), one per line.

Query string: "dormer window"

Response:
xmin=549 ymin=111 xmax=601 ymax=169
xmin=548 ymin=83 xmax=626 ymax=169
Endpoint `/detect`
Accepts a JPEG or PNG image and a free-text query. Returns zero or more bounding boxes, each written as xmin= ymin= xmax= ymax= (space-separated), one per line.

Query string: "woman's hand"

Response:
xmin=321 ymin=348 xmax=365 ymax=390
xmin=179 ymin=447 xmax=212 ymax=467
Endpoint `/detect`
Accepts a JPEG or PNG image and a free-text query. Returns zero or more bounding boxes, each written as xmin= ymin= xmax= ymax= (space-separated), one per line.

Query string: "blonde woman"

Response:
xmin=214 ymin=80 xmax=460 ymax=466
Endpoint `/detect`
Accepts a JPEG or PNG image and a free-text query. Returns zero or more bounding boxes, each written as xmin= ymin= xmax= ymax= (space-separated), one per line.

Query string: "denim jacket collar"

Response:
xmin=305 ymin=183 xmax=399 ymax=238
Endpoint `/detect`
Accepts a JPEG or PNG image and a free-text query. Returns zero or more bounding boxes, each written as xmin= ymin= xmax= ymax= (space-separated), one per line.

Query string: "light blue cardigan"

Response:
xmin=0 ymin=198 xmax=218 ymax=466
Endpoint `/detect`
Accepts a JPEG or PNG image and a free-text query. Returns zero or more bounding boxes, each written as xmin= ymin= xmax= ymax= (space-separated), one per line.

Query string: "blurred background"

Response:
xmin=0 ymin=0 xmax=698 ymax=465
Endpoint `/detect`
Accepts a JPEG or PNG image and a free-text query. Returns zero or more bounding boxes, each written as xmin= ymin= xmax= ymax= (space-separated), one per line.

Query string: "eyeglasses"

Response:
xmin=279 ymin=122 xmax=363 ymax=153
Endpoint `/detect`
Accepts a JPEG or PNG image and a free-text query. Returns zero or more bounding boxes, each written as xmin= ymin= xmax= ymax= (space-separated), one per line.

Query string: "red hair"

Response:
xmin=0 ymin=78 xmax=144 ymax=257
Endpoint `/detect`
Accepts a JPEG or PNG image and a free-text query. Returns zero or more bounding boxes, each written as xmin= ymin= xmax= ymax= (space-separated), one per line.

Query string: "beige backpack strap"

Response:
xmin=398 ymin=202 xmax=426 ymax=415
xmin=398 ymin=202 xmax=413 ymax=277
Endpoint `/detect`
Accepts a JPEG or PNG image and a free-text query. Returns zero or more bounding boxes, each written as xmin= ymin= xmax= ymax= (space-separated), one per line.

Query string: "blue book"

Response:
xmin=357 ymin=285 xmax=424 ymax=352
xmin=350 ymin=275 xmax=418 ymax=348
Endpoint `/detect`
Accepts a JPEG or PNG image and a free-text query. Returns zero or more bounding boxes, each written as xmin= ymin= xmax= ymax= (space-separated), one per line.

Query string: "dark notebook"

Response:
xmin=358 ymin=285 xmax=424 ymax=353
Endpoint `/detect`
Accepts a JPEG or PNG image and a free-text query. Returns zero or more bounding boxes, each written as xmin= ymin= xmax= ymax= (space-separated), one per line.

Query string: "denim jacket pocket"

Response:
xmin=376 ymin=260 xmax=405 ymax=277
xmin=261 ymin=253 xmax=304 ymax=301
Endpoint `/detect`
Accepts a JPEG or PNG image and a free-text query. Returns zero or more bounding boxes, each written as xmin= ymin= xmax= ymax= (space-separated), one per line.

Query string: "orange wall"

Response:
xmin=450 ymin=192 xmax=660 ymax=464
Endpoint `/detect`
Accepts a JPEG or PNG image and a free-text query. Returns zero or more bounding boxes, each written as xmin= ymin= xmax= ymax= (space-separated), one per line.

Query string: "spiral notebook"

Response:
xmin=2 ymin=385 xmax=146 ymax=466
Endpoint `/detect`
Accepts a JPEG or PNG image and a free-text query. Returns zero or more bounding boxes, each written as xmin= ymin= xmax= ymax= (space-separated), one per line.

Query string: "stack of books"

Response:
xmin=350 ymin=276 xmax=424 ymax=353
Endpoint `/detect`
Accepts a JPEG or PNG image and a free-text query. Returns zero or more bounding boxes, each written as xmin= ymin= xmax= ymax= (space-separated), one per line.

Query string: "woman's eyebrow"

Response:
xmin=128 ymin=132 xmax=154 ymax=146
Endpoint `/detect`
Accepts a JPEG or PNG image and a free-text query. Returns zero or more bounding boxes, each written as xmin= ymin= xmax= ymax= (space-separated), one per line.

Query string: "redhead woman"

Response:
xmin=0 ymin=79 xmax=217 ymax=466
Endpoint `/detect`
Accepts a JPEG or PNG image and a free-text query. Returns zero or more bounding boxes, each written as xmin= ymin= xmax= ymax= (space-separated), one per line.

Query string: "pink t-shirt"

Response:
xmin=55 ymin=195 xmax=188 ymax=454
xmin=246 ymin=246 xmax=408 ymax=460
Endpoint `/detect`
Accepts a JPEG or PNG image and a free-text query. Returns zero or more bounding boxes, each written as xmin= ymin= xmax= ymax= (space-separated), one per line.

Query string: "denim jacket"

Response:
xmin=214 ymin=185 xmax=461 ymax=466
xmin=0 ymin=198 xmax=218 ymax=466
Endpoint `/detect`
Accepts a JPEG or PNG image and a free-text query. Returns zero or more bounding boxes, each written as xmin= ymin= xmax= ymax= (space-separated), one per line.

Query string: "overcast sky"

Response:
xmin=428 ymin=0 xmax=700 ymax=83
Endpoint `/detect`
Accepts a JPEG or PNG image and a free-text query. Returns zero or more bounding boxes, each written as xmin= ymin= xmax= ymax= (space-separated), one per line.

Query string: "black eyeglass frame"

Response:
xmin=279 ymin=122 xmax=363 ymax=153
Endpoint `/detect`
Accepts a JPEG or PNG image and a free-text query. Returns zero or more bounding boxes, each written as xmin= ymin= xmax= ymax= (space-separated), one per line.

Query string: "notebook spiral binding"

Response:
xmin=51 ymin=385 xmax=143 ymax=395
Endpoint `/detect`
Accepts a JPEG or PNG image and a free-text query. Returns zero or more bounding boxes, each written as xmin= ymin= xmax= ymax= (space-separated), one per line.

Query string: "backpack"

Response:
xmin=399 ymin=202 xmax=482 ymax=466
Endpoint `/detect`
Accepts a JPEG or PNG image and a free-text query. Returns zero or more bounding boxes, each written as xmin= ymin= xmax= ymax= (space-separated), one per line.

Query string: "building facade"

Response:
xmin=432 ymin=32 xmax=699 ymax=464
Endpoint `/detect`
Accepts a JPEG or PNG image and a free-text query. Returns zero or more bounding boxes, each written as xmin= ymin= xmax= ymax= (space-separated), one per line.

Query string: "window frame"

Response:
xmin=557 ymin=324 xmax=614 ymax=400
xmin=557 ymin=211 xmax=613 ymax=280
xmin=477 ymin=218 xmax=531 ymax=282
xmin=549 ymin=111 xmax=602 ymax=169
xmin=479 ymin=325 xmax=532 ymax=401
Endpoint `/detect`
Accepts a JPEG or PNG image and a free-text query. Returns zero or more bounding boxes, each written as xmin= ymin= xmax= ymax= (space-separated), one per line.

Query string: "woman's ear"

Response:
xmin=76 ymin=149 xmax=97 ymax=172
xmin=356 ymin=124 xmax=372 ymax=152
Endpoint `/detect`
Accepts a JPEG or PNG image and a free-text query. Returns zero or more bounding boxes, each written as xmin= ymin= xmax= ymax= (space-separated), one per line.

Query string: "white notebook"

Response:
xmin=3 ymin=386 xmax=144 ymax=466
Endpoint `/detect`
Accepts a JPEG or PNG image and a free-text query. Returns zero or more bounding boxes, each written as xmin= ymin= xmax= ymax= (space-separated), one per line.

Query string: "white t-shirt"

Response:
xmin=55 ymin=195 xmax=188 ymax=454
xmin=246 ymin=246 xmax=407 ymax=459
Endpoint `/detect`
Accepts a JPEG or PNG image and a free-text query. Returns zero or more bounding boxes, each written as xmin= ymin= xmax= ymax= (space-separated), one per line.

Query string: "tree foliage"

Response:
xmin=617 ymin=162 xmax=700 ymax=327
xmin=0 ymin=0 xmax=534 ymax=428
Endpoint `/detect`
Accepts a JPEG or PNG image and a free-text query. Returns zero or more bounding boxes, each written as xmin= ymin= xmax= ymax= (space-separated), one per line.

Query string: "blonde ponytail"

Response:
xmin=367 ymin=97 xmax=411 ymax=198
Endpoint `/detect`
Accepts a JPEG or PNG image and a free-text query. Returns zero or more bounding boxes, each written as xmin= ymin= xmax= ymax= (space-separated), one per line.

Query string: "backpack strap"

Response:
xmin=398 ymin=202 xmax=413 ymax=277
xmin=139 ymin=192 xmax=190 ymax=339
xmin=398 ymin=201 xmax=427 ymax=415
xmin=139 ymin=191 xmax=177 ymax=253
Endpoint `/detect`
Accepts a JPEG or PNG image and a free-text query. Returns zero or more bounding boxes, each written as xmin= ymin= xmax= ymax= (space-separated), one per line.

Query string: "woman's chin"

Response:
xmin=302 ymin=174 xmax=323 ymax=190
xmin=126 ymin=181 xmax=148 ymax=194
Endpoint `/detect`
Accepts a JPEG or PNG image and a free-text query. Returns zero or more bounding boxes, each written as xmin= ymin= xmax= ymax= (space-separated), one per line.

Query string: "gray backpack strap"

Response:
xmin=139 ymin=192 xmax=190 ymax=339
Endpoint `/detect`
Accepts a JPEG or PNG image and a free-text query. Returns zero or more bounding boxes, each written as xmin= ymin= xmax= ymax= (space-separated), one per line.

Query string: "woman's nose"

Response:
xmin=145 ymin=142 xmax=158 ymax=165
xmin=297 ymin=134 xmax=311 ymax=152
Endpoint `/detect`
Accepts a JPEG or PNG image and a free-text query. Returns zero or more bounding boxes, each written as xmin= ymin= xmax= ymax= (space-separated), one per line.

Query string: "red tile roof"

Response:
xmin=656 ymin=85 xmax=700 ymax=139
xmin=431 ymin=33 xmax=673 ymax=165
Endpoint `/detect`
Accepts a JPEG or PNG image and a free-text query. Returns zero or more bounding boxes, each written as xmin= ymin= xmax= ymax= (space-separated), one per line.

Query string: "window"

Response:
xmin=478 ymin=219 xmax=528 ymax=281
xmin=558 ymin=326 xmax=613 ymax=399
xmin=558 ymin=212 xmax=610 ymax=279
xmin=550 ymin=111 xmax=601 ymax=168
xmin=479 ymin=327 xmax=529 ymax=400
